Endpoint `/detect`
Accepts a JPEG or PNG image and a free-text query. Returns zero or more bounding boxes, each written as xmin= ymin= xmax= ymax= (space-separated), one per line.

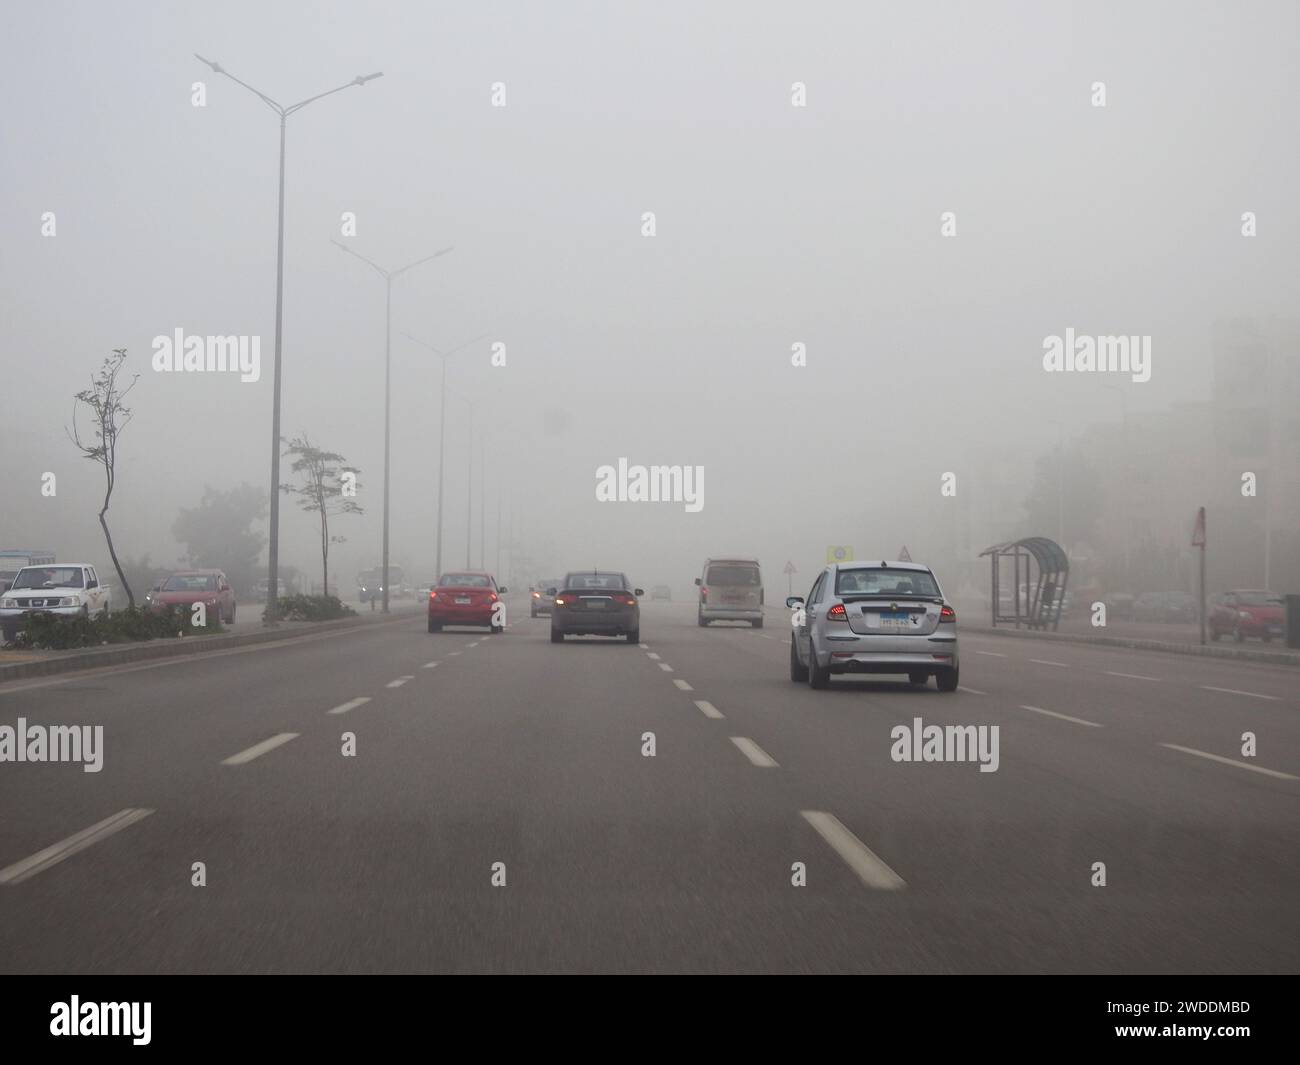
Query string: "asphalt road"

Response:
xmin=0 ymin=596 xmax=1295 ymax=973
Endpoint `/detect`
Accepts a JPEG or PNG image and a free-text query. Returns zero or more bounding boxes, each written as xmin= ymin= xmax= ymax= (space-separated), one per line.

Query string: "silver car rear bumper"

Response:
xmin=814 ymin=632 xmax=958 ymax=671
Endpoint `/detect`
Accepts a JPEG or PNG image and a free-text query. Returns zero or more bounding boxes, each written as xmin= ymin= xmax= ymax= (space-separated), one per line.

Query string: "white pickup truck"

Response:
xmin=0 ymin=562 xmax=111 ymax=640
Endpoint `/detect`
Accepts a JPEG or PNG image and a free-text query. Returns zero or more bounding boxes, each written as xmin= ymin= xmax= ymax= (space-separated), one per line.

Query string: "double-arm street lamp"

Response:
xmin=332 ymin=242 xmax=453 ymax=612
xmin=194 ymin=54 xmax=383 ymax=621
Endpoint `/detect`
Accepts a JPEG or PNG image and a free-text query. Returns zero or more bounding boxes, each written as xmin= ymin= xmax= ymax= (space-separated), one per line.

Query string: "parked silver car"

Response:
xmin=787 ymin=561 xmax=959 ymax=691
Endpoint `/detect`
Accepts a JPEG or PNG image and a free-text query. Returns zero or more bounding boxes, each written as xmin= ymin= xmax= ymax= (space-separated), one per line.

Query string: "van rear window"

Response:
xmin=706 ymin=565 xmax=761 ymax=586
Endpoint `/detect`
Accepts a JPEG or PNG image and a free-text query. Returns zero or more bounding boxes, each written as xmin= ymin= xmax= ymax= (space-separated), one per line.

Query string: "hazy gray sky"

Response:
xmin=2 ymin=1 xmax=1296 ymax=592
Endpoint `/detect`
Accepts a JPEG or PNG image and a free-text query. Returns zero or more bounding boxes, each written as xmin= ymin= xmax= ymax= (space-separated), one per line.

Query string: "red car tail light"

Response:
xmin=827 ymin=603 xmax=848 ymax=622
xmin=700 ymin=586 xmax=708 ymax=600
xmin=489 ymin=592 xmax=498 ymax=602
xmin=614 ymin=594 xmax=637 ymax=606
xmin=940 ymin=604 xmax=956 ymax=622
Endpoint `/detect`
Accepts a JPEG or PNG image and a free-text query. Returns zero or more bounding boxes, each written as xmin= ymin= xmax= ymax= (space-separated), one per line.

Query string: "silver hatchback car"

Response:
xmin=787 ymin=561 xmax=959 ymax=691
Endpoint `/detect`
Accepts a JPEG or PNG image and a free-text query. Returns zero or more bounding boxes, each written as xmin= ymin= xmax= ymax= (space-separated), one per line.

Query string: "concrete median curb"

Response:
xmin=962 ymin=623 xmax=1300 ymax=666
xmin=0 ymin=611 xmax=418 ymax=682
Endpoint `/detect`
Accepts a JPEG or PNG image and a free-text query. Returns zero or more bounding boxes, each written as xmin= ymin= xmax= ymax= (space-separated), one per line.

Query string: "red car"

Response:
xmin=146 ymin=570 xmax=236 ymax=624
xmin=1209 ymin=589 xmax=1284 ymax=643
xmin=427 ymin=571 xmax=507 ymax=633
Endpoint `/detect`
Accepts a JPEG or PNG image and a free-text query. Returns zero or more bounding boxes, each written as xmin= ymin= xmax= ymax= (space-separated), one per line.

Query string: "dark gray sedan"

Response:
xmin=549 ymin=571 xmax=643 ymax=643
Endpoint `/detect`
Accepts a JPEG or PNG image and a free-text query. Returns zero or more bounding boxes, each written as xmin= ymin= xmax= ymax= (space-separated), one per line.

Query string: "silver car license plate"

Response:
xmin=455 ymin=597 xmax=471 ymax=604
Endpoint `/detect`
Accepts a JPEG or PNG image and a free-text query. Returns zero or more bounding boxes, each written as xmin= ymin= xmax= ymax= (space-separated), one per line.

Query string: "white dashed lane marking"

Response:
xmin=1029 ymin=659 xmax=1068 ymax=668
xmin=974 ymin=651 xmax=1005 ymax=658
xmin=1200 ymin=685 xmax=1280 ymax=702
xmin=222 ymin=733 xmax=300 ymax=766
xmin=328 ymin=697 xmax=371 ymax=715
xmin=0 ymin=808 xmax=155 ymax=886
xmin=646 ymin=652 xmax=661 ymax=660
xmin=801 ymin=811 xmax=906 ymax=891
xmin=694 ymin=700 xmax=724 ymax=719
xmin=730 ymin=737 xmax=778 ymax=767
xmin=386 ymin=676 xmax=414 ymax=688
xmin=1018 ymin=705 xmax=1102 ymax=728
xmin=1160 ymin=744 xmax=1298 ymax=781
xmin=957 ymin=686 xmax=986 ymax=695
xmin=672 ymin=679 xmax=694 ymax=691
xmin=657 ymin=663 xmax=674 ymax=672
xmin=1105 ymin=671 xmax=1161 ymax=681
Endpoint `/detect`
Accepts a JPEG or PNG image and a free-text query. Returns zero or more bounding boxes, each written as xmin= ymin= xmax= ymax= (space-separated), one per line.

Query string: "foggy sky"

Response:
xmin=2 ymin=1 xmax=1296 ymax=595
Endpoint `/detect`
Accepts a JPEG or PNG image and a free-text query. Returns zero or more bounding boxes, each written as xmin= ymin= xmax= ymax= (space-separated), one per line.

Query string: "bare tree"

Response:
xmin=68 ymin=349 xmax=139 ymax=608
xmin=280 ymin=433 xmax=363 ymax=599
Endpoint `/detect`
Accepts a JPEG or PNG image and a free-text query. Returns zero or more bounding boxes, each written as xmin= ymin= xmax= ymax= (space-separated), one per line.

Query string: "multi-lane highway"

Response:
xmin=1 ymin=596 xmax=1295 ymax=973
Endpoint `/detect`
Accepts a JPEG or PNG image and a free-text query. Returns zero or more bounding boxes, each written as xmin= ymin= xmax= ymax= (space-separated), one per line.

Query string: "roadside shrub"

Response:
xmin=266 ymin=594 xmax=356 ymax=622
xmin=9 ymin=606 xmax=223 ymax=650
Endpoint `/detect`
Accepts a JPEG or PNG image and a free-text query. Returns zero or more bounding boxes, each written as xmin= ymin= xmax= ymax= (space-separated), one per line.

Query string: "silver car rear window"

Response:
xmin=835 ymin=569 xmax=939 ymax=597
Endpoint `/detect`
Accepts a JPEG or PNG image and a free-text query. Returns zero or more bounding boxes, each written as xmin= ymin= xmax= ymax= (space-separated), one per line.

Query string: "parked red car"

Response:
xmin=146 ymin=570 xmax=236 ymax=624
xmin=1209 ymin=589 xmax=1284 ymax=643
xmin=427 ymin=571 xmax=507 ymax=633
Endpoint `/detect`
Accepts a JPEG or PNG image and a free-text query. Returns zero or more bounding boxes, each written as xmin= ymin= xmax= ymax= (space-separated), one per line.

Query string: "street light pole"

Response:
xmin=466 ymin=401 xmax=474 ymax=569
xmin=332 ymin=242 xmax=453 ymax=611
xmin=401 ymin=333 xmax=488 ymax=578
xmin=195 ymin=55 xmax=383 ymax=621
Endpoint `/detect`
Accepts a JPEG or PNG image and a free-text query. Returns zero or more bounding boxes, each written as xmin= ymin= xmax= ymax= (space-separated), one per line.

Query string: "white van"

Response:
xmin=695 ymin=557 xmax=764 ymax=628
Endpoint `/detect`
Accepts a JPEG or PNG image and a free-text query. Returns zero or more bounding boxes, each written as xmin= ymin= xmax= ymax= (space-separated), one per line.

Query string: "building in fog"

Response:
xmin=1209 ymin=318 xmax=1300 ymax=592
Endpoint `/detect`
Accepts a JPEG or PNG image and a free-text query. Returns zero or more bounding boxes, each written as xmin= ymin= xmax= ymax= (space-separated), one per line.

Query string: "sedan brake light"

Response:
xmin=940 ymin=604 xmax=956 ymax=622
xmin=827 ymin=603 xmax=847 ymax=622
xmin=428 ymin=591 xmax=437 ymax=600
